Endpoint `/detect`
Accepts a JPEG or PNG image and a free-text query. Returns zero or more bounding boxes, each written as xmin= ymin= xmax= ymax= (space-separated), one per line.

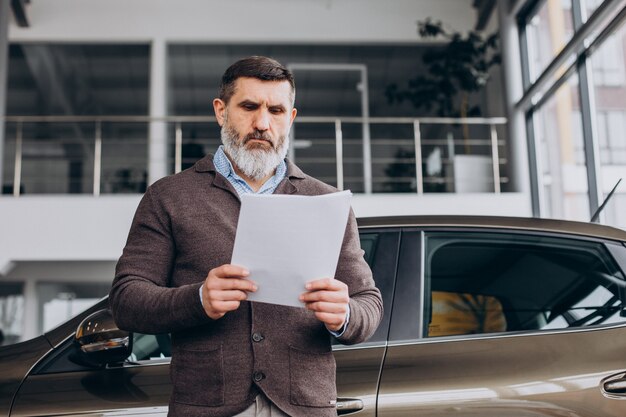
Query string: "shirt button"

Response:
xmin=253 ymin=371 xmax=265 ymax=382
xmin=252 ymin=332 xmax=264 ymax=342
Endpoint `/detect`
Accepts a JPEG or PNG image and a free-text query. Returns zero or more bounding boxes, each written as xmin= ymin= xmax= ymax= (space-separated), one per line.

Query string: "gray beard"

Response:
xmin=221 ymin=124 xmax=290 ymax=181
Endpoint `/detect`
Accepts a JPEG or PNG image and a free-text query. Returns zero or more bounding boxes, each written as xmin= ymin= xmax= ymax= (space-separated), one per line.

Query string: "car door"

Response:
xmin=10 ymin=228 xmax=399 ymax=417
xmin=378 ymin=228 xmax=626 ymax=417
xmin=335 ymin=228 xmax=400 ymax=416
xmin=10 ymin=331 xmax=172 ymax=417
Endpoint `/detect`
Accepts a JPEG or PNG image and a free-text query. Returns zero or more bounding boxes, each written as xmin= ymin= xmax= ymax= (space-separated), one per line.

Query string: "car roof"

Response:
xmin=357 ymin=215 xmax=626 ymax=242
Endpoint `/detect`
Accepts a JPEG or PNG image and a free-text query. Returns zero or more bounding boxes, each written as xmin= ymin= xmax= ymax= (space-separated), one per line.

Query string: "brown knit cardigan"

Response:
xmin=110 ymin=155 xmax=383 ymax=417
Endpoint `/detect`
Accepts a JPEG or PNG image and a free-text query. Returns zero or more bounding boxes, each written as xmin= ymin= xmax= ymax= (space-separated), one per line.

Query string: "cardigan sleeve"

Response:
xmin=109 ymin=186 xmax=212 ymax=334
xmin=333 ymin=210 xmax=383 ymax=345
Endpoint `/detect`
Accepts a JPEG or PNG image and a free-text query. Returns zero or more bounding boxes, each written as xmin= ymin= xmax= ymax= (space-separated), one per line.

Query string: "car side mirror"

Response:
xmin=73 ymin=309 xmax=132 ymax=366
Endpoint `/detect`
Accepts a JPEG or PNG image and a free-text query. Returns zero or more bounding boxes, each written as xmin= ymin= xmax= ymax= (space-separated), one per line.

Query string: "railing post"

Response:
xmin=335 ymin=119 xmax=344 ymax=191
xmin=490 ymin=123 xmax=501 ymax=193
xmin=93 ymin=120 xmax=102 ymax=196
xmin=413 ymin=120 xmax=424 ymax=194
xmin=175 ymin=122 xmax=182 ymax=174
xmin=13 ymin=120 xmax=22 ymax=197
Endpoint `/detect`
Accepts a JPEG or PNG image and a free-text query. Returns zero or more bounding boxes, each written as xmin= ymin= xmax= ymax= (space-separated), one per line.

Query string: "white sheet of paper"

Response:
xmin=231 ymin=190 xmax=352 ymax=308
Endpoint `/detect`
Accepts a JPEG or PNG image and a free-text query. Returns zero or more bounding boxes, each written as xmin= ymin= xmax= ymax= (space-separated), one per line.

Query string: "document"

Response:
xmin=231 ymin=190 xmax=352 ymax=308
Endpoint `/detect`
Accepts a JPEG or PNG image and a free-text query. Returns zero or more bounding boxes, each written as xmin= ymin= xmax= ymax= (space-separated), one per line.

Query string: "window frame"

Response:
xmin=388 ymin=226 xmax=626 ymax=344
xmin=516 ymin=0 xmax=625 ymax=220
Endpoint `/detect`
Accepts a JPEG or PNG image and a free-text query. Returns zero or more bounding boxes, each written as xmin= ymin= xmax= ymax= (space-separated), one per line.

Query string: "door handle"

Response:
xmin=336 ymin=398 xmax=364 ymax=415
xmin=601 ymin=372 xmax=626 ymax=398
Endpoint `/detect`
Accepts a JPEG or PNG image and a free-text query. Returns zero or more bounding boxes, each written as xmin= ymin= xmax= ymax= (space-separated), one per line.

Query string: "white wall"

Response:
xmin=10 ymin=0 xmax=476 ymax=43
xmin=0 ymin=192 xmax=532 ymax=274
xmin=0 ymin=196 xmax=139 ymax=274
xmin=352 ymin=192 xmax=531 ymax=217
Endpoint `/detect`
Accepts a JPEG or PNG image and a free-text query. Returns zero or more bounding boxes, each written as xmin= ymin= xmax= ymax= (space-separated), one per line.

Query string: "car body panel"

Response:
xmin=11 ymin=362 xmax=171 ymax=417
xmin=379 ymin=326 xmax=626 ymax=416
xmin=11 ymin=344 xmax=387 ymax=417
xmin=0 ymin=337 xmax=52 ymax=417
xmin=378 ymin=220 xmax=626 ymax=416
xmin=3 ymin=216 xmax=626 ymax=416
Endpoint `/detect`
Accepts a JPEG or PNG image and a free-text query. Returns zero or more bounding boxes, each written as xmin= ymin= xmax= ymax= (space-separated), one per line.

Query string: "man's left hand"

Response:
xmin=300 ymin=278 xmax=349 ymax=332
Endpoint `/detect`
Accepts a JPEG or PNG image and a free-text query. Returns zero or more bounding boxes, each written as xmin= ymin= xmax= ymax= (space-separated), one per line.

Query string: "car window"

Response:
xmin=130 ymin=333 xmax=171 ymax=361
xmin=360 ymin=233 xmax=379 ymax=267
xmin=356 ymin=231 xmax=400 ymax=343
xmin=423 ymin=232 xmax=626 ymax=338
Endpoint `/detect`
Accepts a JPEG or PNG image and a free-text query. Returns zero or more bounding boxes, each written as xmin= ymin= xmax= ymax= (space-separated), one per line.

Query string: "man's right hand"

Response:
xmin=202 ymin=264 xmax=257 ymax=320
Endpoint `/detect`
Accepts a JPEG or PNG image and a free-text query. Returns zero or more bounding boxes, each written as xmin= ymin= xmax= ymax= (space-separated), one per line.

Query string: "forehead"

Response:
xmin=230 ymin=77 xmax=293 ymax=106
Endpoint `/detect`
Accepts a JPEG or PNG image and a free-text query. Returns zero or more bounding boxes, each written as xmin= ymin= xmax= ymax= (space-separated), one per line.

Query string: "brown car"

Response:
xmin=2 ymin=216 xmax=626 ymax=417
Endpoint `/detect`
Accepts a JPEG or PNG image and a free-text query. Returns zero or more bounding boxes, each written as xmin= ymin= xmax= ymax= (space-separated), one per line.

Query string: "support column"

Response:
xmin=22 ymin=280 xmax=38 ymax=341
xmin=0 ymin=0 xmax=10 ymax=189
xmin=497 ymin=0 xmax=533 ymax=209
xmin=148 ymin=38 xmax=168 ymax=185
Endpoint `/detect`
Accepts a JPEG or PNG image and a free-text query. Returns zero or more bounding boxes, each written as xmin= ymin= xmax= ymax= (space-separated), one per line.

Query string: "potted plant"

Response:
xmin=385 ymin=19 xmax=501 ymax=192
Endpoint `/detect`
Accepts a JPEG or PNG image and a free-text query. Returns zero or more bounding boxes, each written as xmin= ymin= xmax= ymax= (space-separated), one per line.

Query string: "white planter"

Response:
xmin=453 ymin=155 xmax=493 ymax=193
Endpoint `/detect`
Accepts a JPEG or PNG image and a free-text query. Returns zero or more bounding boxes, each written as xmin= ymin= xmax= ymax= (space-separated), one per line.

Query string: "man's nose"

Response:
xmin=252 ymin=110 xmax=270 ymax=131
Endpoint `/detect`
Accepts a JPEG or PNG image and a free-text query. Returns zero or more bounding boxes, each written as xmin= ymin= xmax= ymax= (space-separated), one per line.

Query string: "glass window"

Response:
xmin=525 ymin=0 xmax=575 ymax=83
xmin=0 ymin=283 xmax=24 ymax=346
xmin=130 ymin=333 xmax=171 ymax=361
xmin=592 ymin=33 xmax=626 ymax=86
xmin=167 ymin=44 xmax=504 ymax=193
xmin=354 ymin=231 xmax=399 ymax=344
xmin=6 ymin=44 xmax=149 ymax=117
xmin=2 ymin=122 xmax=17 ymax=195
xmin=590 ymin=20 xmax=626 ymax=229
xmin=360 ymin=233 xmax=380 ymax=267
xmin=4 ymin=44 xmax=150 ymax=194
xmin=38 ymin=282 xmax=110 ymax=334
xmin=582 ymin=0 xmax=606 ymax=23
xmin=101 ymin=122 xmax=148 ymax=194
xmin=423 ymin=232 xmax=626 ymax=338
xmin=534 ymin=74 xmax=590 ymax=221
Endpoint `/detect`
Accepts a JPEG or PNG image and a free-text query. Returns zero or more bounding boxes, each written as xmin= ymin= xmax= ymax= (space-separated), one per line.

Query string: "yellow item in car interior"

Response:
xmin=429 ymin=291 xmax=507 ymax=337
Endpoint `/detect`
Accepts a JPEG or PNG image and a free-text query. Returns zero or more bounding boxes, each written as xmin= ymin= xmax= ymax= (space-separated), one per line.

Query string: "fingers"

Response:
xmin=300 ymin=278 xmax=349 ymax=304
xmin=202 ymin=264 xmax=256 ymax=320
xmin=212 ymin=264 xmax=251 ymax=279
xmin=303 ymin=301 xmax=348 ymax=314
xmin=206 ymin=277 xmax=257 ymax=292
xmin=300 ymin=278 xmax=350 ymax=332
xmin=313 ymin=312 xmax=347 ymax=331
xmin=209 ymin=300 xmax=243 ymax=313
xmin=305 ymin=277 xmax=344 ymax=292
xmin=300 ymin=290 xmax=348 ymax=304
xmin=206 ymin=264 xmax=257 ymax=292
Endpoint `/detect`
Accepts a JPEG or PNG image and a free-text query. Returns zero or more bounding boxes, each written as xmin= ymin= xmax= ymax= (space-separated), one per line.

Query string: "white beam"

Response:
xmin=148 ymin=38 xmax=169 ymax=184
xmin=9 ymin=0 xmax=476 ymax=43
xmin=0 ymin=0 xmax=9 ymax=190
xmin=497 ymin=0 xmax=530 ymax=196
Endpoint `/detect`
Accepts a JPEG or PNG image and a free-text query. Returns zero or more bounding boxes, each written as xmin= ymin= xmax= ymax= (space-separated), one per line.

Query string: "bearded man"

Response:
xmin=110 ymin=56 xmax=382 ymax=417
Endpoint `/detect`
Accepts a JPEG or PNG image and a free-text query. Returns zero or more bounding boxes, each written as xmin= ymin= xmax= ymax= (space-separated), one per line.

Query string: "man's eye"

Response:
xmin=243 ymin=104 xmax=256 ymax=110
xmin=270 ymin=108 xmax=284 ymax=114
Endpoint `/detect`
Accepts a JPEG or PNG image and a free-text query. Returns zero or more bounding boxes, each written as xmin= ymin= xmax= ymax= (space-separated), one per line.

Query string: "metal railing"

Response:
xmin=2 ymin=115 xmax=508 ymax=196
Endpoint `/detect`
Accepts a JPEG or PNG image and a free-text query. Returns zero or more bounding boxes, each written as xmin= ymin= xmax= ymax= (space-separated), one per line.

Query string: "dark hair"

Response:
xmin=218 ymin=56 xmax=295 ymax=104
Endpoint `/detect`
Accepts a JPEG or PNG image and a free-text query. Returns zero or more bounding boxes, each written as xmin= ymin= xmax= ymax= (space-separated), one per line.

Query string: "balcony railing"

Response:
xmin=1 ymin=115 xmax=508 ymax=196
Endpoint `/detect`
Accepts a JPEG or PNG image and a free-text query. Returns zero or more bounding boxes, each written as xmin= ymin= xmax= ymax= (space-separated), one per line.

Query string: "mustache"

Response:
xmin=243 ymin=130 xmax=273 ymax=146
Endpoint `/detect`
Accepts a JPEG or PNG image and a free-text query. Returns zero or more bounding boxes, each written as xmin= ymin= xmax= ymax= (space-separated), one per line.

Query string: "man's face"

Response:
xmin=213 ymin=77 xmax=297 ymax=180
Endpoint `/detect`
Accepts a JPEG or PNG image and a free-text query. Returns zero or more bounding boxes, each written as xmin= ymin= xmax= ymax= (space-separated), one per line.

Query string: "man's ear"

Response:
xmin=289 ymin=107 xmax=297 ymax=127
xmin=213 ymin=99 xmax=226 ymax=126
